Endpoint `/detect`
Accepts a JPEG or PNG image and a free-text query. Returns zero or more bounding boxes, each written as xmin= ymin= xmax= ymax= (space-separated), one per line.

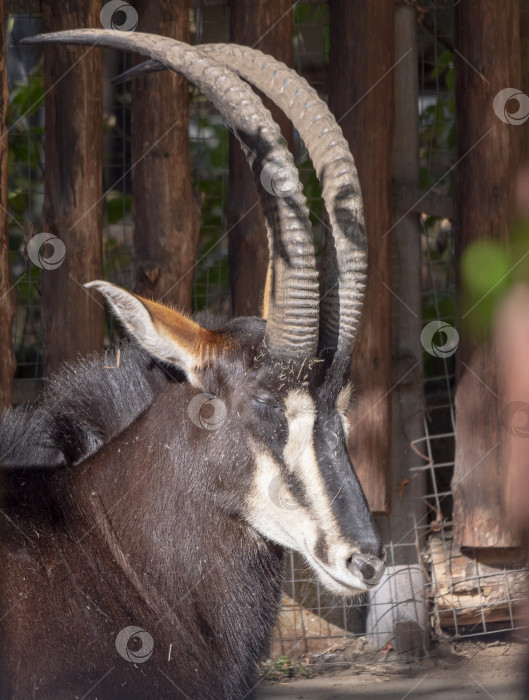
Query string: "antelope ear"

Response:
xmin=85 ymin=281 xmax=227 ymax=387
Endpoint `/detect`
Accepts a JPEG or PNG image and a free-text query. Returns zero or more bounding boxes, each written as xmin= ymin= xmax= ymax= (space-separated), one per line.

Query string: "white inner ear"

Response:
xmin=85 ymin=281 xmax=202 ymax=386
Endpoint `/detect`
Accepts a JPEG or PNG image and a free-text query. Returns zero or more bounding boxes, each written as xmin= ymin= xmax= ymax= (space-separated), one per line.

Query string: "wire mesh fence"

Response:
xmin=5 ymin=0 xmax=528 ymax=665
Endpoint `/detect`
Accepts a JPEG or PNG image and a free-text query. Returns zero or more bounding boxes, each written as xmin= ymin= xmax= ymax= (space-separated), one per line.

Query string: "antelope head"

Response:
xmin=25 ymin=31 xmax=385 ymax=595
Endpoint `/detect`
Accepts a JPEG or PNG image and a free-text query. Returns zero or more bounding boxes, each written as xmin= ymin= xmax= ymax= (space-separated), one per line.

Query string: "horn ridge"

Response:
xmin=197 ymin=43 xmax=366 ymax=360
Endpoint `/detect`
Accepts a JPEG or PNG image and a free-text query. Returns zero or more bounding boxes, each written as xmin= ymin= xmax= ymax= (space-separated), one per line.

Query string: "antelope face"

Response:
xmin=232 ymin=353 xmax=385 ymax=597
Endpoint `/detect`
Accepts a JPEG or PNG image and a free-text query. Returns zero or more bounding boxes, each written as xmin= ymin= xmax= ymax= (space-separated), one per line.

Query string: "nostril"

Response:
xmin=349 ymin=554 xmax=385 ymax=587
xmin=358 ymin=561 xmax=376 ymax=581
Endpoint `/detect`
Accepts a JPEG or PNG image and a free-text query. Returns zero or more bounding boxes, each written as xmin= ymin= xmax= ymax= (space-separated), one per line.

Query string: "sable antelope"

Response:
xmin=0 ymin=32 xmax=384 ymax=699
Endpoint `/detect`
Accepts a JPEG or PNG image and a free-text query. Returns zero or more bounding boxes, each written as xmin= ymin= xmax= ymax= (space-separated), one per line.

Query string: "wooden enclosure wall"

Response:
xmin=132 ymin=0 xmax=201 ymax=310
xmin=41 ymin=0 xmax=103 ymax=375
xmin=377 ymin=4 xmax=426 ymax=559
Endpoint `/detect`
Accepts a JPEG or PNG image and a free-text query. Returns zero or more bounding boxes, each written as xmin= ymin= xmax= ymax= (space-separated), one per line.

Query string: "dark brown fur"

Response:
xmin=0 ymin=322 xmax=286 ymax=699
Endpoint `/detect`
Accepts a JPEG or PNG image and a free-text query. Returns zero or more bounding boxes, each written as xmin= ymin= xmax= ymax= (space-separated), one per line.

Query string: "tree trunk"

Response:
xmin=329 ymin=0 xmax=394 ymax=513
xmin=453 ymin=0 xmax=524 ymax=548
xmin=132 ymin=0 xmax=200 ymax=310
xmin=41 ymin=0 xmax=103 ymax=376
xmin=229 ymin=0 xmax=293 ymax=316
xmin=0 ymin=0 xmax=15 ymax=409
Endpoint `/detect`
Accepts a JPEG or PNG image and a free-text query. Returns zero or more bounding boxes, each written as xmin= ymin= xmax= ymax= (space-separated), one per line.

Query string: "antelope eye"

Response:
xmin=251 ymin=393 xmax=280 ymax=410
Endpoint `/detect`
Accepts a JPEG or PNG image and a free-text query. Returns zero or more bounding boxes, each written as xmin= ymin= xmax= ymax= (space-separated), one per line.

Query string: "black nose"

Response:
xmin=349 ymin=553 xmax=385 ymax=587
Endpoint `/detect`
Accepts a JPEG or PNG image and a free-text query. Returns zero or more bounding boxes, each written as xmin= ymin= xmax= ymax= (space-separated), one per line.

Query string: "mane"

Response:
xmin=0 ymin=342 xmax=184 ymax=469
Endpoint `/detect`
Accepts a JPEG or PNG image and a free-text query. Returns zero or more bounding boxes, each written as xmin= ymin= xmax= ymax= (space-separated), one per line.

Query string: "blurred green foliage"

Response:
xmin=7 ymin=69 xmax=45 ymax=226
xmin=419 ymin=49 xmax=456 ymax=192
xmin=460 ymin=224 xmax=529 ymax=337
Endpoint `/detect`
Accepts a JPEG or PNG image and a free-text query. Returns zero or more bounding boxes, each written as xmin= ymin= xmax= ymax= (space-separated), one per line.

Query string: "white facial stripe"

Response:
xmin=283 ymin=390 xmax=343 ymax=541
xmin=245 ymin=388 xmax=370 ymax=595
xmin=245 ymin=435 xmax=365 ymax=595
xmin=245 ymin=439 xmax=320 ymax=551
xmin=283 ymin=389 xmax=315 ymax=473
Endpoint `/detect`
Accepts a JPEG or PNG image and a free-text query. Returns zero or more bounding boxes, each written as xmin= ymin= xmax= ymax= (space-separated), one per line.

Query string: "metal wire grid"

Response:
xmin=273 ymin=542 xmax=427 ymax=659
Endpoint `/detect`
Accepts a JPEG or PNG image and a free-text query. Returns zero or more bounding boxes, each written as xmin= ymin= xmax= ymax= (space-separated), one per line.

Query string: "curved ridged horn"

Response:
xmin=112 ymin=46 xmax=367 ymax=360
xmin=23 ymin=31 xmax=319 ymax=359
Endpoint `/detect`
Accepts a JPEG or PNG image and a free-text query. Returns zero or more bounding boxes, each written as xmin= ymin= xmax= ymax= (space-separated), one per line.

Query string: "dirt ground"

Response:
xmin=257 ymin=638 xmax=527 ymax=699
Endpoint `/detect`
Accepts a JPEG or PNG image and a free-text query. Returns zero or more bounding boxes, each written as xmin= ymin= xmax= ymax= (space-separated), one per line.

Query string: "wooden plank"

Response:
xmin=0 ymin=0 xmax=16 ymax=409
xmin=496 ymin=285 xmax=529 ymax=545
xmin=228 ymin=0 xmax=294 ymax=316
xmin=452 ymin=0 xmax=525 ymax=548
xmin=375 ymin=4 xmax=426 ymax=577
xmin=329 ymin=0 xmax=393 ymax=513
xmin=428 ymin=533 xmax=526 ymax=628
xmin=40 ymin=0 xmax=103 ymax=376
xmin=131 ymin=0 xmax=201 ymax=309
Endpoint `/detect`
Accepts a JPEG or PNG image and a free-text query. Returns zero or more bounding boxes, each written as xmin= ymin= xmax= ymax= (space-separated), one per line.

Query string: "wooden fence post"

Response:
xmin=329 ymin=0 xmax=394 ymax=513
xmin=229 ymin=0 xmax=293 ymax=316
xmin=453 ymin=0 xmax=525 ymax=549
xmin=0 ymin=0 xmax=15 ymax=409
xmin=41 ymin=0 xmax=103 ymax=376
xmin=132 ymin=0 xmax=201 ymax=310
xmin=372 ymin=3 xmax=426 ymax=560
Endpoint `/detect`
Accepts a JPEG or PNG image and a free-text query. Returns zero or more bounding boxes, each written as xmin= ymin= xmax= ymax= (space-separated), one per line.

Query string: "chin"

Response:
xmin=304 ymin=551 xmax=368 ymax=597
